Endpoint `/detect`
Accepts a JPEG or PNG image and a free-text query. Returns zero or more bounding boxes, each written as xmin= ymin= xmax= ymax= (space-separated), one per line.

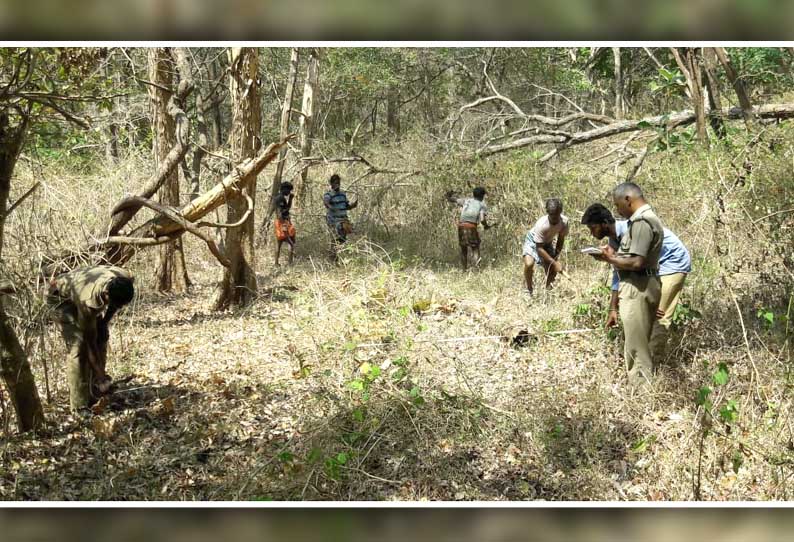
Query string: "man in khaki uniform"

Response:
xmin=48 ymin=265 xmax=134 ymax=411
xmin=594 ymin=183 xmax=664 ymax=388
xmin=581 ymin=202 xmax=691 ymax=361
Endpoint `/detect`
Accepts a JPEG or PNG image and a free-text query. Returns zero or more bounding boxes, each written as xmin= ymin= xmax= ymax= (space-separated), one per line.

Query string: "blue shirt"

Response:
xmin=610 ymin=220 xmax=691 ymax=290
xmin=324 ymin=190 xmax=350 ymax=225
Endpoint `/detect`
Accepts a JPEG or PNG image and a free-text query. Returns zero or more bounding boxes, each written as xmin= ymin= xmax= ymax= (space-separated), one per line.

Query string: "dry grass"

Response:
xmin=0 ymin=126 xmax=792 ymax=501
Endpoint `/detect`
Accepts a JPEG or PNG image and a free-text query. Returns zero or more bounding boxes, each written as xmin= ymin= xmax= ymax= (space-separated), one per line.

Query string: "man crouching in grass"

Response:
xmin=522 ymin=198 xmax=568 ymax=296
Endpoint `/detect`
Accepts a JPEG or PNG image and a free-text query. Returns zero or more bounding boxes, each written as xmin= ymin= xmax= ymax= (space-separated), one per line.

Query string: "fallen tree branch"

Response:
xmin=643 ymin=47 xmax=665 ymax=71
xmin=752 ymin=207 xmax=794 ymax=224
xmin=102 ymin=196 xmax=232 ymax=267
xmin=624 ymin=137 xmax=658 ymax=182
xmin=448 ymin=96 xmax=612 ymax=141
xmin=4 ymin=181 xmax=40 ymax=217
xmin=195 ymin=192 xmax=254 ymax=229
xmin=298 ymin=153 xmax=417 ymax=177
xmin=528 ymin=83 xmax=608 ymax=130
xmin=471 ymin=103 xmax=794 ymax=160
xmin=483 ymin=63 xmax=526 ymax=118
xmin=42 ymin=135 xmax=294 ymax=275
xmin=104 ymin=235 xmax=173 ymax=246
xmin=103 ymin=134 xmax=294 ymax=266
xmin=34 ymin=98 xmax=91 ymax=129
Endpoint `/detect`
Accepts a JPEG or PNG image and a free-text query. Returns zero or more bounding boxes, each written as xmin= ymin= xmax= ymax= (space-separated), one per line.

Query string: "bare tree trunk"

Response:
xmin=422 ymin=67 xmax=435 ymax=131
xmin=612 ymin=47 xmax=624 ymax=120
xmin=184 ymin=89 xmax=207 ymax=200
xmin=0 ymin=111 xmax=44 ymax=433
xmin=208 ymin=54 xmax=224 ymax=148
xmin=296 ymin=49 xmax=319 ymax=207
xmin=671 ymin=48 xmax=707 ymax=142
xmin=702 ymin=47 xmax=727 ymax=139
xmin=148 ymin=48 xmax=189 ymax=294
xmin=712 ymin=47 xmax=756 ymax=130
xmin=687 ymin=49 xmax=708 ymax=142
xmin=386 ymin=86 xmax=400 ymax=134
xmin=262 ymin=47 xmax=299 ymax=235
xmin=213 ymin=47 xmax=261 ymax=310
xmin=371 ymin=100 xmax=378 ymax=136
xmin=173 ymin=48 xmax=205 ymax=202
xmin=103 ymin=60 xmax=120 ymax=163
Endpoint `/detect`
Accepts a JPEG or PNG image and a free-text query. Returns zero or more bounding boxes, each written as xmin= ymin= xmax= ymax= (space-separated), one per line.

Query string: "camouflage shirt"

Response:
xmin=51 ymin=265 xmax=133 ymax=322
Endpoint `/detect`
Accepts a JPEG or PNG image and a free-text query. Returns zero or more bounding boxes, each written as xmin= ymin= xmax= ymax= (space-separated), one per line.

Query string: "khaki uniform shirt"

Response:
xmin=51 ymin=266 xmax=132 ymax=326
xmin=616 ymin=204 xmax=664 ymax=276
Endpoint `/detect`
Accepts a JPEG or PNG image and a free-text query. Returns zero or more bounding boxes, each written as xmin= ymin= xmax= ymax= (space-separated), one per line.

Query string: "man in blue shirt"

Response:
xmin=581 ymin=202 xmax=691 ymax=360
xmin=323 ymin=173 xmax=358 ymax=259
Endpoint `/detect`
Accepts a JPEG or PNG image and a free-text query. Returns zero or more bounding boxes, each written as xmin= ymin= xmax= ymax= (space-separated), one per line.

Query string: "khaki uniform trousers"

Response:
xmin=619 ymin=274 xmax=661 ymax=388
xmin=56 ymin=303 xmax=107 ymax=411
xmin=649 ymin=272 xmax=687 ymax=361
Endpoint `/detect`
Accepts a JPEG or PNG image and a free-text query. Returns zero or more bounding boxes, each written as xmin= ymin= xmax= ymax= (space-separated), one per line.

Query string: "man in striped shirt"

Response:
xmin=323 ymin=173 xmax=358 ymax=257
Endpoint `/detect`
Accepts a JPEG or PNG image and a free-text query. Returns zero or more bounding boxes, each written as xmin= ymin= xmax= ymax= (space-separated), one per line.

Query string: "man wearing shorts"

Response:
xmin=522 ymin=198 xmax=568 ymax=295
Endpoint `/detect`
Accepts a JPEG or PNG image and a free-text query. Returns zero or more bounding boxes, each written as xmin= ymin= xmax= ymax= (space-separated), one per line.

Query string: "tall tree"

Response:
xmin=187 ymin=85 xmax=208 ymax=201
xmin=296 ymin=49 xmax=320 ymax=207
xmin=207 ymin=52 xmax=225 ymax=148
xmin=262 ymin=47 xmax=299 ymax=234
xmin=671 ymin=47 xmax=708 ymax=142
xmin=213 ymin=47 xmax=261 ymax=310
xmin=102 ymin=53 xmax=121 ymax=162
xmin=701 ymin=47 xmax=727 ymax=138
xmin=148 ymin=47 xmax=190 ymax=293
xmin=612 ymin=47 xmax=624 ymax=120
xmin=712 ymin=47 xmax=756 ymax=130
xmin=0 ymin=108 xmax=44 ymax=433
xmin=177 ymin=48 xmax=207 ymax=202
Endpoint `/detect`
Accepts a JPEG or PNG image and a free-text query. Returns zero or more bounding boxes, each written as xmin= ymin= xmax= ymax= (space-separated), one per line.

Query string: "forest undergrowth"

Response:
xmin=1 ymin=125 xmax=792 ymax=501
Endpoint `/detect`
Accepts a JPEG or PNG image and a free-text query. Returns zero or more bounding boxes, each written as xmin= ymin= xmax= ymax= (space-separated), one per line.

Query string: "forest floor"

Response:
xmin=1 ymin=232 xmax=792 ymax=501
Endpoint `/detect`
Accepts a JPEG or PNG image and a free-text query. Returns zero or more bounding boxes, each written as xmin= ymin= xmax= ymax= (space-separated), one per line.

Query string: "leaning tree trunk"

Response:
xmin=671 ymin=47 xmax=707 ymax=143
xmin=262 ymin=47 xmax=299 ymax=236
xmin=296 ymin=49 xmax=319 ymax=207
xmin=712 ymin=47 xmax=756 ymax=130
xmin=702 ymin=47 xmax=727 ymax=139
xmin=213 ymin=47 xmax=262 ymax=310
xmin=148 ymin=48 xmax=190 ymax=293
xmin=0 ymin=112 xmax=44 ymax=433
